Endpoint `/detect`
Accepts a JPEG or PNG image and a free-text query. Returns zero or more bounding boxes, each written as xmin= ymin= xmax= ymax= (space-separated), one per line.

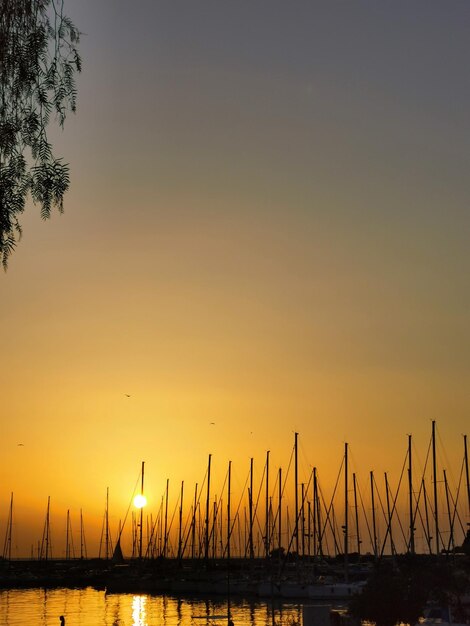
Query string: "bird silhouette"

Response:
xmin=124 ymin=394 xmax=131 ymax=397
xmin=17 ymin=443 xmax=24 ymax=446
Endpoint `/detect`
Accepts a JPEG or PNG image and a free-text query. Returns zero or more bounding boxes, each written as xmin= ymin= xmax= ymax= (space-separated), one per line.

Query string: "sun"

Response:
xmin=133 ymin=494 xmax=147 ymax=509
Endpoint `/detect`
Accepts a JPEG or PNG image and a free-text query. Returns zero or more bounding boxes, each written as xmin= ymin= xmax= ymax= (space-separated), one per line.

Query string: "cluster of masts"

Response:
xmin=2 ymin=421 xmax=469 ymax=561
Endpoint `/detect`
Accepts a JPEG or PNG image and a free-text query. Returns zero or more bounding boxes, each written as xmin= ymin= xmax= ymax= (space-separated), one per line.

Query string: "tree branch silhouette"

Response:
xmin=0 ymin=0 xmax=81 ymax=268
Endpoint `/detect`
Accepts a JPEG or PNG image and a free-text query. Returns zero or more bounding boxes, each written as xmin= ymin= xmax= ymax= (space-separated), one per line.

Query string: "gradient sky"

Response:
xmin=1 ymin=1 xmax=469 ymax=556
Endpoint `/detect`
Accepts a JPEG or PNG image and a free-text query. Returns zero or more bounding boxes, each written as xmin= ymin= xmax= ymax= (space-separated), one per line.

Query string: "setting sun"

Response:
xmin=133 ymin=494 xmax=147 ymax=509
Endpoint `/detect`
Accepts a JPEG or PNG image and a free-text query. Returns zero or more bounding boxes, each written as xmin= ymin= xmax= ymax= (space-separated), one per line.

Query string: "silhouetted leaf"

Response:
xmin=0 ymin=0 xmax=81 ymax=268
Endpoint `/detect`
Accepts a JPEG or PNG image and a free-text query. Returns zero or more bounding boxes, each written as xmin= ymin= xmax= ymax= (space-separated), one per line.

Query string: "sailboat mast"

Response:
xmin=301 ymin=483 xmax=305 ymax=556
xmin=227 ymin=459 xmax=232 ymax=626
xmin=139 ymin=461 xmax=145 ymax=559
xmin=353 ymin=473 xmax=361 ymax=556
xmin=249 ymin=457 xmax=254 ymax=559
xmin=464 ymin=434 xmax=470 ymax=528
xmin=66 ymin=509 xmax=70 ymax=560
xmin=8 ymin=492 xmax=13 ymax=561
xmin=205 ymin=454 xmax=212 ymax=561
xmin=370 ymin=471 xmax=378 ymax=558
xmin=313 ymin=467 xmax=318 ymax=558
xmin=212 ymin=498 xmax=217 ymax=558
xmin=80 ymin=508 xmax=85 ymax=559
xmin=278 ymin=467 xmax=282 ymax=556
xmin=385 ymin=472 xmax=395 ymax=556
xmin=178 ymin=481 xmax=184 ymax=560
xmin=163 ymin=478 xmax=169 ymax=558
xmin=443 ymin=470 xmax=454 ymax=552
xmin=422 ymin=478 xmax=432 ymax=554
xmin=44 ymin=495 xmax=51 ymax=561
xmin=159 ymin=496 xmax=163 ymax=555
xmin=105 ymin=488 xmax=109 ymax=560
xmin=265 ymin=450 xmax=270 ymax=558
xmin=294 ymin=432 xmax=299 ymax=555
xmin=307 ymin=499 xmax=312 ymax=558
xmin=432 ymin=420 xmax=439 ymax=555
xmin=344 ymin=442 xmax=349 ymax=582
xmin=227 ymin=460 xmax=232 ymax=561
xmin=46 ymin=495 xmax=51 ymax=560
xmin=2 ymin=492 xmax=13 ymax=561
xmin=408 ymin=434 xmax=415 ymax=554
xmin=191 ymin=483 xmax=198 ymax=559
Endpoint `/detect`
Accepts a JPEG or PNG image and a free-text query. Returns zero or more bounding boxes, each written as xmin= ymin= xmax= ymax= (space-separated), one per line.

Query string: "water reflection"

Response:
xmin=132 ymin=595 xmax=147 ymax=626
xmin=0 ymin=588 xmax=307 ymax=626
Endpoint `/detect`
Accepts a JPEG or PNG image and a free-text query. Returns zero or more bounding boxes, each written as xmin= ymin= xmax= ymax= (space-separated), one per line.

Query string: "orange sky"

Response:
xmin=1 ymin=1 xmax=469 ymax=557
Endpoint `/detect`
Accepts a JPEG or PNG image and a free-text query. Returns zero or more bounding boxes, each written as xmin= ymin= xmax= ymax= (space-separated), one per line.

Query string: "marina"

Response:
xmin=2 ymin=1 xmax=470 ymax=625
xmin=2 ymin=425 xmax=468 ymax=562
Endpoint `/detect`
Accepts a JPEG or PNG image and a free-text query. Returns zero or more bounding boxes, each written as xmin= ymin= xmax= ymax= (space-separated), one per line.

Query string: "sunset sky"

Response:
xmin=1 ymin=1 xmax=469 ymax=557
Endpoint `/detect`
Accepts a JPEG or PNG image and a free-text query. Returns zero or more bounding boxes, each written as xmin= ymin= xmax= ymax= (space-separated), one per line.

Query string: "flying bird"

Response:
xmin=17 ymin=443 xmax=24 ymax=446
xmin=125 ymin=394 xmax=131 ymax=397
xmin=210 ymin=422 xmax=215 ymax=425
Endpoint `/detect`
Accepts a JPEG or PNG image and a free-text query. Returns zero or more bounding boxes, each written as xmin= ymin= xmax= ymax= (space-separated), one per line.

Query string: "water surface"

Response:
xmin=0 ymin=588 xmax=305 ymax=626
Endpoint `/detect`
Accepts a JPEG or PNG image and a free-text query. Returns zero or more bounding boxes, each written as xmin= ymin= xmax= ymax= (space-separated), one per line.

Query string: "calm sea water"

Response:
xmin=0 ymin=588 xmax=305 ymax=626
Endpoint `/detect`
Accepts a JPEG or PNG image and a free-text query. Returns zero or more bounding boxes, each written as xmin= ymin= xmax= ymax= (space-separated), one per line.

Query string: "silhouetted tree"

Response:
xmin=349 ymin=555 xmax=470 ymax=626
xmin=0 ymin=0 xmax=81 ymax=268
xmin=349 ymin=559 xmax=428 ymax=626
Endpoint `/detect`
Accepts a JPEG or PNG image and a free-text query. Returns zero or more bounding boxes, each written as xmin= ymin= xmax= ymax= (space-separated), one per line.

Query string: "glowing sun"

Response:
xmin=133 ymin=494 xmax=147 ymax=508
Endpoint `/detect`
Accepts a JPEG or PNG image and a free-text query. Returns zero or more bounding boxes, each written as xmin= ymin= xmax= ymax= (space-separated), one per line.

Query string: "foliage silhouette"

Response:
xmin=348 ymin=555 xmax=470 ymax=626
xmin=0 ymin=0 xmax=81 ymax=268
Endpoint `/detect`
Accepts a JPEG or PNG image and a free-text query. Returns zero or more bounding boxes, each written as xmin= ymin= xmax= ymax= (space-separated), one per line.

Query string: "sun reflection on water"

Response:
xmin=0 ymin=587 xmax=304 ymax=626
xmin=132 ymin=595 xmax=148 ymax=626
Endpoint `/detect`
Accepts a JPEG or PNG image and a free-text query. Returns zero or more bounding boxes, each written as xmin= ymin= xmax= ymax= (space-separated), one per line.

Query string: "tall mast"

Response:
xmin=265 ymin=450 xmax=270 ymax=558
xmin=385 ymin=472 xmax=395 ymax=556
xmin=443 ymin=470 xmax=454 ymax=552
xmin=163 ymin=478 xmax=169 ymax=558
xmin=80 ymin=508 xmax=86 ymax=559
xmin=178 ymin=481 xmax=184 ymax=560
xmin=105 ymin=487 xmax=110 ymax=560
xmin=464 ymin=434 xmax=470 ymax=531
xmin=313 ymin=467 xmax=319 ymax=558
xmin=249 ymin=457 xmax=254 ymax=559
xmin=242 ymin=506 xmax=246 ymax=557
xmin=131 ymin=512 xmax=136 ymax=558
xmin=212 ymin=499 xmax=217 ymax=558
xmin=307 ymin=499 xmax=312 ymax=558
xmin=278 ymin=467 xmax=282 ymax=557
xmin=344 ymin=442 xmax=349 ymax=582
xmin=432 ymin=420 xmax=439 ymax=556
xmin=145 ymin=517 xmax=149 ymax=556
xmin=41 ymin=495 xmax=51 ymax=561
xmin=66 ymin=509 xmax=70 ymax=560
xmin=139 ymin=461 xmax=145 ymax=559
xmin=312 ymin=468 xmax=317 ymax=558
xmin=294 ymin=432 xmax=299 ymax=555
xmin=301 ymin=483 xmax=306 ymax=556
xmin=422 ymin=478 xmax=432 ymax=554
xmin=227 ymin=461 xmax=232 ymax=561
xmin=158 ymin=495 xmax=164 ymax=555
xmin=47 ymin=496 xmax=51 ymax=560
xmin=227 ymin=459 xmax=232 ymax=626
xmin=204 ymin=454 xmax=212 ymax=561
xmin=370 ymin=471 xmax=378 ymax=559
xmin=408 ymin=434 xmax=415 ymax=554
xmin=149 ymin=514 xmax=154 ymax=558
xmin=353 ymin=473 xmax=361 ymax=556
xmin=2 ymin=492 xmax=13 ymax=561
xmin=192 ymin=483 xmax=198 ymax=559
xmin=8 ymin=492 xmax=13 ymax=561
